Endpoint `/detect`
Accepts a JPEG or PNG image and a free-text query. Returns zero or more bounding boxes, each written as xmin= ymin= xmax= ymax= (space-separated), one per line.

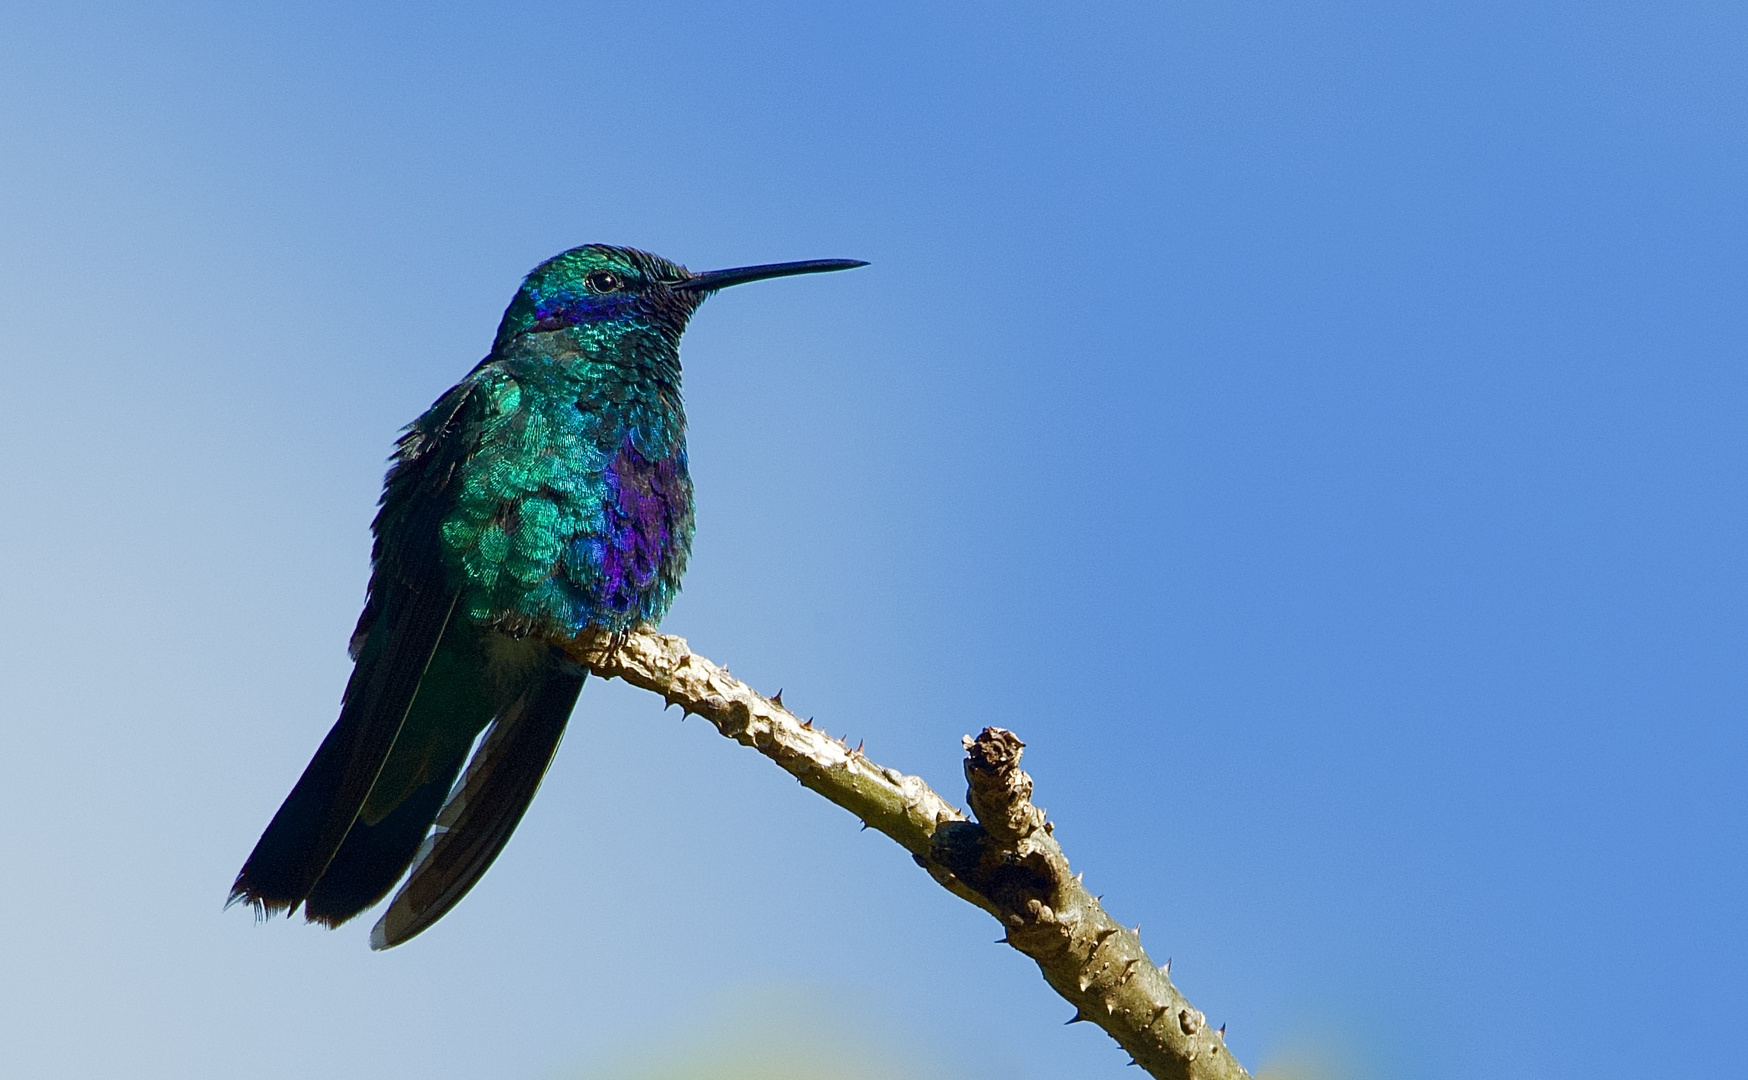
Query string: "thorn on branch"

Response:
xmin=770 ymin=689 xmax=784 ymax=708
xmin=1065 ymin=1010 xmax=1091 ymax=1025
xmin=1179 ymin=1008 xmax=1204 ymax=1036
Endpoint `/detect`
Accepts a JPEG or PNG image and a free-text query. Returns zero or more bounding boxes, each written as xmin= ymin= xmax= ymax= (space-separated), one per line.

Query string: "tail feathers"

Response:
xmin=299 ymin=627 xmax=504 ymax=928
xmin=371 ymin=655 xmax=585 ymax=949
xmin=301 ymin=757 xmax=464 ymax=927
xmin=229 ymin=593 xmax=458 ymax=916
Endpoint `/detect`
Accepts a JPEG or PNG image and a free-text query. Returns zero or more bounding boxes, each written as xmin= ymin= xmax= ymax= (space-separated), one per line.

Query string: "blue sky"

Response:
xmin=1 ymin=3 xmax=1743 ymax=1078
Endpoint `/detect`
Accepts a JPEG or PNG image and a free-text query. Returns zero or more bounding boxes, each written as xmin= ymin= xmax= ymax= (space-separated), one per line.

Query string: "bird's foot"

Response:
xmin=592 ymin=627 xmax=630 ymax=669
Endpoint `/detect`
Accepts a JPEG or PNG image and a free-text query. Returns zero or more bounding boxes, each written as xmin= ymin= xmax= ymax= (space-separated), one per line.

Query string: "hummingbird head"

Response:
xmin=491 ymin=244 xmax=867 ymax=354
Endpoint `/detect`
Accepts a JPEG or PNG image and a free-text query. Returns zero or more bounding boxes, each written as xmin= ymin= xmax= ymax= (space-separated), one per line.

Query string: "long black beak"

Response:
xmin=674 ymin=258 xmax=868 ymax=293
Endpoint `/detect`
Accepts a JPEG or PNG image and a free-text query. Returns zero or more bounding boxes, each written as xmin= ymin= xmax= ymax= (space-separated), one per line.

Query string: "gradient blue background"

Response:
xmin=1 ymin=4 xmax=1742 ymax=1078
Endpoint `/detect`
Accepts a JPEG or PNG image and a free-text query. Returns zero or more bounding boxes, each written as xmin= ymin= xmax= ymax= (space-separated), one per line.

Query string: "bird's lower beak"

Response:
xmin=674 ymin=259 xmax=868 ymax=293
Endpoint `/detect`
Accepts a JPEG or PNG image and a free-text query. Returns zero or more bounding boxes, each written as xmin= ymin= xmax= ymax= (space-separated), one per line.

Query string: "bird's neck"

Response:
xmin=492 ymin=327 xmax=686 ymax=450
xmin=498 ymin=326 xmax=681 ymax=393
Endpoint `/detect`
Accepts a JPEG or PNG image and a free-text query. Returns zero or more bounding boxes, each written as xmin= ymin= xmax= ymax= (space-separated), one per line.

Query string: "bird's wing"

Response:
xmin=369 ymin=652 xmax=585 ymax=949
xmin=230 ymin=379 xmax=486 ymax=916
xmin=298 ymin=622 xmax=502 ymax=928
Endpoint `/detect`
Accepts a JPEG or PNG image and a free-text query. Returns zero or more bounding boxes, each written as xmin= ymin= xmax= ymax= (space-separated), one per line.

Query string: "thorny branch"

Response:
xmin=563 ymin=627 xmax=1251 ymax=1080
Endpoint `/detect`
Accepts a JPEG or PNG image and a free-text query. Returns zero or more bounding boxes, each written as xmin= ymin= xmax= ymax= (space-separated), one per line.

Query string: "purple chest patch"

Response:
xmin=598 ymin=436 xmax=690 ymax=617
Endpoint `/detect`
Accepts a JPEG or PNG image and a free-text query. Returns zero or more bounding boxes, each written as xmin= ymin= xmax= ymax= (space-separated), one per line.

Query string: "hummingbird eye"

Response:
xmin=584 ymin=270 xmax=624 ymax=293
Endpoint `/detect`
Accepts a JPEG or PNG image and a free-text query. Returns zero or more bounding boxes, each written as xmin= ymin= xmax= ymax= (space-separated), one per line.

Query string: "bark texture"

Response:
xmin=563 ymin=627 xmax=1251 ymax=1080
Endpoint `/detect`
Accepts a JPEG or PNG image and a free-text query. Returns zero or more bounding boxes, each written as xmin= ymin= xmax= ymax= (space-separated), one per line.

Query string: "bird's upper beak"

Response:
xmin=673 ymin=259 xmax=869 ymax=293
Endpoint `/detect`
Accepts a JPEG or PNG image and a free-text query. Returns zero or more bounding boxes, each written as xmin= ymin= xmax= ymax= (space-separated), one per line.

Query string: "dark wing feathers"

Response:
xmin=234 ymin=372 xmax=590 ymax=944
xmin=370 ymin=656 xmax=585 ymax=949
xmin=299 ymin=745 xmax=466 ymax=926
xmin=229 ymin=384 xmax=482 ymax=916
xmin=302 ymin=621 xmax=508 ymax=927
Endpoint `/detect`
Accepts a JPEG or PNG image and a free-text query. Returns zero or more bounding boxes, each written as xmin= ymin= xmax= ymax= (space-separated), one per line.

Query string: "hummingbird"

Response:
xmin=230 ymin=245 xmax=866 ymax=949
